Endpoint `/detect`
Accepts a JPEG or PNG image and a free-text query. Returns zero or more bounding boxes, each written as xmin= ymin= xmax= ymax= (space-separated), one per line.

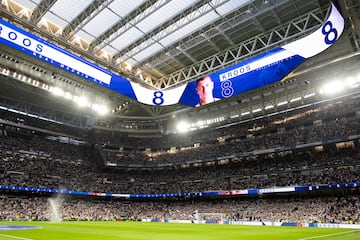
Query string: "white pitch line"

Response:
xmin=298 ymin=230 xmax=359 ymax=240
xmin=0 ymin=234 xmax=33 ymax=240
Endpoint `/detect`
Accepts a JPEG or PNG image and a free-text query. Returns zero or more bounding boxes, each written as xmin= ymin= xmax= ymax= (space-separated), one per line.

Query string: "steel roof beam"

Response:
xmin=89 ymin=0 xmax=161 ymax=51
xmin=112 ymin=0 xmax=213 ymax=63
xmin=145 ymin=5 xmax=327 ymax=88
xmin=134 ymin=0 xmax=289 ymax=86
xmin=62 ymin=0 xmax=109 ymax=40
xmin=30 ymin=0 xmax=57 ymax=24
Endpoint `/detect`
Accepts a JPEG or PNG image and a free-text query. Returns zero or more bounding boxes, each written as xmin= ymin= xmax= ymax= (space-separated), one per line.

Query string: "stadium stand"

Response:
xmin=1 ymin=93 xmax=360 ymax=225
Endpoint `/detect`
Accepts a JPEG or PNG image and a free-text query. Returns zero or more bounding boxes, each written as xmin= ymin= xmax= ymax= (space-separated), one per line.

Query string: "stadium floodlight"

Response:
xmin=265 ymin=105 xmax=274 ymax=110
xmin=51 ymin=87 xmax=64 ymax=96
xmin=91 ymin=104 xmax=109 ymax=116
xmin=241 ymin=111 xmax=250 ymax=116
xmin=252 ymin=108 xmax=262 ymax=113
xmin=91 ymin=103 xmax=99 ymax=111
xmin=196 ymin=120 xmax=206 ymax=127
xmin=176 ymin=121 xmax=189 ymax=133
xmin=98 ymin=105 xmax=109 ymax=116
xmin=277 ymin=100 xmax=288 ymax=106
xmin=31 ymin=79 xmax=40 ymax=87
xmin=320 ymin=80 xmax=344 ymax=95
xmin=290 ymin=97 xmax=301 ymax=102
xmin=304 ymin=92 xmax=316 ymax=98
xmin=41 ymin=83 xmax=51 ymax=91
xmin=1 ymin=68 xmax=10 ymax=76
xmin=344 ymin=76 xmax=357 ymax=88
xmin=64 ymin=92 xmax=73 ymax=100
xmin=74 ymin=96 xmax=88 ymax=107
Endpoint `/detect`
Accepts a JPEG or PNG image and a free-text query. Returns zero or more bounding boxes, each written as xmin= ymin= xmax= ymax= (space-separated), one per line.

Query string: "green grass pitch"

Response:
xmin=0 ymin=221 xmax=359 ymax=240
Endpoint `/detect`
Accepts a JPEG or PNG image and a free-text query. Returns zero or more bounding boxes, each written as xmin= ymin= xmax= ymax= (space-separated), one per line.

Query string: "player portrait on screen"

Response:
xmin=195 ymin=75 xmax=220 ymax=107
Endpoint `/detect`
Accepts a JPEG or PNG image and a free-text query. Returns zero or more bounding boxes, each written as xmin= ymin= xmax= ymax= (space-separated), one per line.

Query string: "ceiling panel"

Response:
xmin=108 ymin=28 xmax=145 ymax=54
xmin=124 ymin=58 xmax=138 ymax=67
xmin=49 ymin=0 xmax=92 ymax=23
xmin=132 ymin=43 xmax=164 ymax=63
xmin=136 ymin=0 xmax=195 ymax=33
xmin=215 ymin=0 xmax=252 ymax=16
xmin=102 ymin=44 xmax=119 ymax=55
xmin=81 ymin=8 xmax=121 ymax=39
xmin=108 ymin=0 xmax=146 ymax=17
xmin=42 ymin=11 xmax=68 ymax=28
xmin=77 ymin=29 xmax=96 ymax=43
xmin=159 ymin=10 xmax=220 ymax=48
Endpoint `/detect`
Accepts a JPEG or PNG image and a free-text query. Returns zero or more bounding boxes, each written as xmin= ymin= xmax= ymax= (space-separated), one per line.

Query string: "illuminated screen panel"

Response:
xmin=0 ymin=17 xmax=137 ymax=100
xmin=0 ymin=19 xmax=112 ymax=85
xmin=179 ymin=2 xmax=345 ymax=107
xmin=179 ymin=48 xmax=304 ymax=107
xmin=0 ymin=3 xmax=344 ymax=107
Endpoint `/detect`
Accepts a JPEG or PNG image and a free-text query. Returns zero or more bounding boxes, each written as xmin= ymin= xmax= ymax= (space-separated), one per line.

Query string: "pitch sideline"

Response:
xmin=299 ymin=230 xmax=359 ymax=240
xmin=0 ymin=234 xmax=33 ymax=240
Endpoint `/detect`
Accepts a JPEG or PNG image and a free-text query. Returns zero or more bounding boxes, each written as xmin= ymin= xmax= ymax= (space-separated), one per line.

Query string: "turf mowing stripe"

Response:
xmin=298 ymin=230 xmax=359 ymax=240
xmin=0 ymin=226 xmax=40 ymax=231
xmin=0 ymin=234 xmax=32 ymax=240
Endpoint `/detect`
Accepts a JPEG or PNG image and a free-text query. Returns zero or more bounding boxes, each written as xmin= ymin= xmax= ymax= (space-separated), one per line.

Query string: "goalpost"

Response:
xmin=192 ymin=210 xmax=228 ymax=224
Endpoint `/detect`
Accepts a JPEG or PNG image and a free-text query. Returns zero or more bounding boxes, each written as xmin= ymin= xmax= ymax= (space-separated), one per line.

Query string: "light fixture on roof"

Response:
xmin=344 ymin=76 xmax=357 ymax=87
xmin=91 ymin=104 xmax=109 ymax=116
xmin=277 ymin=100 xmax=288 ymax=106
xmin=265 ymin=105 xmax=274 ymax=110
xmin=304 ymin=92 xmax=316 ymax=98
xmin=74 ymin=96 xmax=88 ymax=107
xmin=320 ymin=80 xmax=344 ymax=95
xmin=290 ymin=97 xmax=301 ymax=102
xmin=51 ymin=86 xmax=64 ymax=96
xmin=176 ymin=121 xmax=189 ymax=133
xmin=64 ymin=92 xmax=73 ymax=100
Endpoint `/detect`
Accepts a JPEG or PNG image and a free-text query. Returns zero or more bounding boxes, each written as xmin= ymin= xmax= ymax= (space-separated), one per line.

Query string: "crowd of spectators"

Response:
xmin=102 ymin=95 xmax=360 ymax=166
xmin=92 ymin=147 xmax=360 ymax=193
xmin=0 ymin=133 xmax=98 ymax=191
xmin=1 ymin=193 xmax=359 ymax=224
xmin=1 ymin=121 xmax=359 ymax=194
xmin=96 ymin=95 xmax=360 ymax=150
xmin=1 ymin=94 xmax=360 ymax=224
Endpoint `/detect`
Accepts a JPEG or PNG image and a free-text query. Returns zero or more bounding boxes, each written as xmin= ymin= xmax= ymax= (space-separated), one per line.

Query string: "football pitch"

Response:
xmin=0 ymin=221 xmax=359 ymax=240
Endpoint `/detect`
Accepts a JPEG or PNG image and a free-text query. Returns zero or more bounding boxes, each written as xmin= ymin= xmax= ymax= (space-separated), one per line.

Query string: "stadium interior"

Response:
xmin=1 ymin=0 xmax=360 ymax=225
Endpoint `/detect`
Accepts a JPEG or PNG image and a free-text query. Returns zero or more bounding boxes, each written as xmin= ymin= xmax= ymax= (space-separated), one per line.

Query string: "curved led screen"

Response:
xmin=0 ymin=3 xmax=344 ymax=107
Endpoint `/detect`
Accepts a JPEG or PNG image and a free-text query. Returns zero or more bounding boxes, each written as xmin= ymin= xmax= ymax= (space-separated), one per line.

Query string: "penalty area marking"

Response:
xmin=0 ymin=234 xmax=33 ymax=240
xmin=298 ymin=230 xmax=359 ymax=240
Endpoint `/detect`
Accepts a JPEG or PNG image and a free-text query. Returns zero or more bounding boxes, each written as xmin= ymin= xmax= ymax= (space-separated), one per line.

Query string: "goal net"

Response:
xmin=192 ymin=210 xmax=227 ymax=224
